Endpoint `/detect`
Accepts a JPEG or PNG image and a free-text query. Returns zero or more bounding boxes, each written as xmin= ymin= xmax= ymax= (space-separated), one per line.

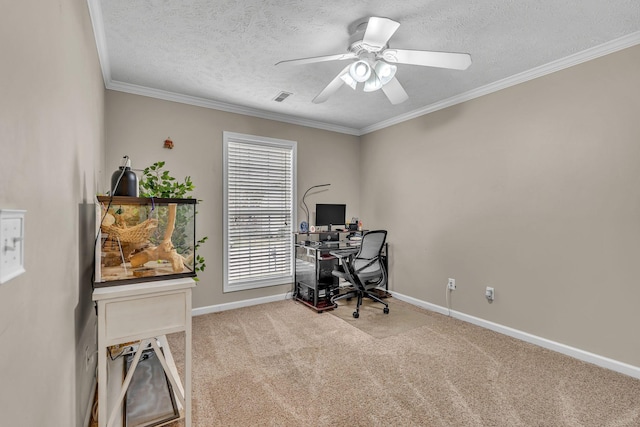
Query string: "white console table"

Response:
xmin=93 ymin=278 xmax=196 ymax=427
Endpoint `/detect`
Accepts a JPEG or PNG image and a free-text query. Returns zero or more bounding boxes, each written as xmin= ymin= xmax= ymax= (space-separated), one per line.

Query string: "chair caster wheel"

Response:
xmin=353 ymin=311 xmax=359 ymax=318
xmin=383 ymin=307 xmax=389 ymax=314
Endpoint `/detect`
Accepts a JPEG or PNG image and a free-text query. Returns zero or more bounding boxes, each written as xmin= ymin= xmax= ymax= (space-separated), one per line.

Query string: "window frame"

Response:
xmin=223 ymin=131 xmax=297 ymax=292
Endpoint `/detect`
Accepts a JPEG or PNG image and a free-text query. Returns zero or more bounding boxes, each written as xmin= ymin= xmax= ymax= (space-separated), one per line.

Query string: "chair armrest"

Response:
xmin=329 ymin=248 xmax=359 ymax=259
xmin=330 ymin=248 xmax=361 ymax=288
xmin=354 ymin=256 xmax=379 ymax=274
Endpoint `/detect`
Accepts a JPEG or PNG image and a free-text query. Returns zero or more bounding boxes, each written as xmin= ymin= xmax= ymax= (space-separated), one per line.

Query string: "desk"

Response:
xmin=92 ymin=278 xmax=195 ymax=427
xmin=293 ymin=232 xmax=388 ymax=311
xmin=294 ymin=240 xmax=360 ymax=311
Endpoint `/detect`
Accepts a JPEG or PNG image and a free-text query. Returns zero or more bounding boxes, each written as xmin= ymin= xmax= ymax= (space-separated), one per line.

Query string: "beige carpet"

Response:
xmin=151 ymin=298 xmax=640 ymax=426
xmin=331 ymin=297 xmax=432 ymax=338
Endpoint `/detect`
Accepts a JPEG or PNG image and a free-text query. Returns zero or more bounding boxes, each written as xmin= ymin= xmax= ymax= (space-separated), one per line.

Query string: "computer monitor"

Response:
xmin=315 ymin=204 xmax=346 ymax=230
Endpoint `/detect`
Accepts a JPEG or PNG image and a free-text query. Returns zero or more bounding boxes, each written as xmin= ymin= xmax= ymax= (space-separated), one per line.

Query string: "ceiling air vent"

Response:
xmin=273 ymin=91 xmax=292 ymax=102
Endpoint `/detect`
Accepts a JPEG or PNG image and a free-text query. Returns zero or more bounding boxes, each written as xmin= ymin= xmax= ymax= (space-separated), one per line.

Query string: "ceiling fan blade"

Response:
xmin=381 ymin=77 xmax=409 ymax=105
xmin=276 ymin=52 xmax=356 ymax=66
xmin=382 ymin=49 xmax=472 ymax=70
xmin=362 ymin=17 xmax=400 ymax=49
xmin=312 ymin=64 xmax=352 ymax=104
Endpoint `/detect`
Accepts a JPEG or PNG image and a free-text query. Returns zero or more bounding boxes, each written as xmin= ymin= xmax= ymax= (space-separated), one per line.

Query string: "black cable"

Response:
xmin=90 ymin=156 xmax=130 ymax=296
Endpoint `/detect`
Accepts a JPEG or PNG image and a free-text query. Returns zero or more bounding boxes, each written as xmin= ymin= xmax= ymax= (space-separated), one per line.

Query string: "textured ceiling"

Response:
xmin=92 ymin=0 xmax=640 ymax=134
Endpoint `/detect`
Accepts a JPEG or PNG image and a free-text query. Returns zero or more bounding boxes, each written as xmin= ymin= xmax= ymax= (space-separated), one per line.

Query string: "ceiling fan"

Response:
xmin=276 ymin=17 xmax=472 ymax=105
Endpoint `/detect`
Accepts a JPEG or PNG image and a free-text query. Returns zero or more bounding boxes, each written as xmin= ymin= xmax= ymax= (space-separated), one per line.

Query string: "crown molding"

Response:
xmin=360 ymin=31 xmax=640 ymax=135
xmin=86 ymin=0 xmax=111 ymax=85
xmin=106 ymin=81 xmax=361 ymax=136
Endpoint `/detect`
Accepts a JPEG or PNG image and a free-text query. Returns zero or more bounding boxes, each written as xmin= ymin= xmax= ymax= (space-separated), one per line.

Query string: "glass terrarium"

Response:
xmin=94 ymin=196 xmax=197 ymax=287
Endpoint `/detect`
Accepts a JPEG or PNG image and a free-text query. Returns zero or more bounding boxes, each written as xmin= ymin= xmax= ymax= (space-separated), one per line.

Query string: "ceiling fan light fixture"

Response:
xmin=340 ymin=72 xmax=357 ymax=90
xmin=349 ymin=60 xmax=371 ymax=82
xmin=374 ymin=60 xmax=397 ymax=85
xmin=363 ymin=71 xmax=382 ymax=92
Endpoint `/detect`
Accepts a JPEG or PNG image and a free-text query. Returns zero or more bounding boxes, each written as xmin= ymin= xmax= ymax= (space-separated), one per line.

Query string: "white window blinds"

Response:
xmin=223 ymin=132 xmax=297 ymax=292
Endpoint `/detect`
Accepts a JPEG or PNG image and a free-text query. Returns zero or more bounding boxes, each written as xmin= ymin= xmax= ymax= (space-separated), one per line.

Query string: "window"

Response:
xmin=223 ymin=132 xmax=297 ymax=292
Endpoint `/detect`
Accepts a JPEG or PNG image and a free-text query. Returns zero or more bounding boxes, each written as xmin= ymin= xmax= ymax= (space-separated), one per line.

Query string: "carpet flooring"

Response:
xmin=330 ymin=297 xmax=433 ymax=338
xmin=130 ymin=298 xmax=640 ymax=426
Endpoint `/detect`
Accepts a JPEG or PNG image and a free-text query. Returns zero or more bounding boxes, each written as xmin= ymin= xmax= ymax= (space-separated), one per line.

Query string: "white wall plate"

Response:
xmin=0 ymin=210 xmax=26 ymax=284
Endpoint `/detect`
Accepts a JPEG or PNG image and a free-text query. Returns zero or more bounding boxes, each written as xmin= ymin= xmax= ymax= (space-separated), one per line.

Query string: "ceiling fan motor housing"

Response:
xmin=348 ymin=18 xmax=388 ymax=53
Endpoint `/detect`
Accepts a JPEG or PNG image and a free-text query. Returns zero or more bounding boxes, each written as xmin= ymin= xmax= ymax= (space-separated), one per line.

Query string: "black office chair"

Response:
xmin=330 ymin=230 xmax=389 ymax=318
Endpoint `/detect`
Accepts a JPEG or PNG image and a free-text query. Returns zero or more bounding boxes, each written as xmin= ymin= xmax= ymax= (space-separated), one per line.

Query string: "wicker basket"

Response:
xmin=101 ymin=218 xmax=159 ymax=244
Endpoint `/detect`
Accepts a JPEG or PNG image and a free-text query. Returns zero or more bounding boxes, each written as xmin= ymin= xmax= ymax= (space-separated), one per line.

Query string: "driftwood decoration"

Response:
xmin=129 ymin=203 xmax=185 ymax=272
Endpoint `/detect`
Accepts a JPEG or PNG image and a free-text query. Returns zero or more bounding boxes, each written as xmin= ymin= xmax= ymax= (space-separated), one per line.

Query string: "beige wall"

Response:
xmin=0 ymin=0 xmax=105 ymax=426
xmin=361 ymin=45 xmax=640 ymax=366
xmin=105 ymin=91 xmax=360 ymax=308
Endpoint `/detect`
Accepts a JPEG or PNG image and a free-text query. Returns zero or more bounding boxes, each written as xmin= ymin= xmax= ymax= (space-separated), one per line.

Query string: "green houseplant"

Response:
xmin=139 ymin=161 xmax=207 ymax=277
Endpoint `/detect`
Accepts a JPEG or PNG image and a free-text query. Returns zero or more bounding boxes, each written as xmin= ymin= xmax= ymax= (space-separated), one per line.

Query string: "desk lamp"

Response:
xmin=301 ymin=184 xmax=330 ymax=233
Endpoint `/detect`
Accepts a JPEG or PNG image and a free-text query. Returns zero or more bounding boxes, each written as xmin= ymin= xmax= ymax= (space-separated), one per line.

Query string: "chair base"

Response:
xmin=331 ymin=288 xmax=390 ymax=318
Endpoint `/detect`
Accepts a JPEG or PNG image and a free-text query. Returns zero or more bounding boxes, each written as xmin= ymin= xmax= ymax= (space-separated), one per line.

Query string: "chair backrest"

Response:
xmin=353 ymin=230 xmax=387 ymax=285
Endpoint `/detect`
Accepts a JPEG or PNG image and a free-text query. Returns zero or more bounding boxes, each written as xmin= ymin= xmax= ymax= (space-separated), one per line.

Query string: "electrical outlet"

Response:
xmin=485 ymin=287 xmax=494 ymax=302
xmin=447 ymin=278 xmax=456 ymax=290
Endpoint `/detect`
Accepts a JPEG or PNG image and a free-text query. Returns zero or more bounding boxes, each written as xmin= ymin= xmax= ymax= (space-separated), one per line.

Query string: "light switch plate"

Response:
xmin=0 ymin=210 xmax=26 ymax=284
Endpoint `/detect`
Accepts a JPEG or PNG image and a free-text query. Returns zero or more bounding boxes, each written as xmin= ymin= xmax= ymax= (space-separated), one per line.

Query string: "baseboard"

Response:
xmin=391 ymin=291 xmax=640 ymax=380
xmin=192 ymin=293 xmax=292 ymax=316
xmin=391 ymin=292 xmax=451 ymax=316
